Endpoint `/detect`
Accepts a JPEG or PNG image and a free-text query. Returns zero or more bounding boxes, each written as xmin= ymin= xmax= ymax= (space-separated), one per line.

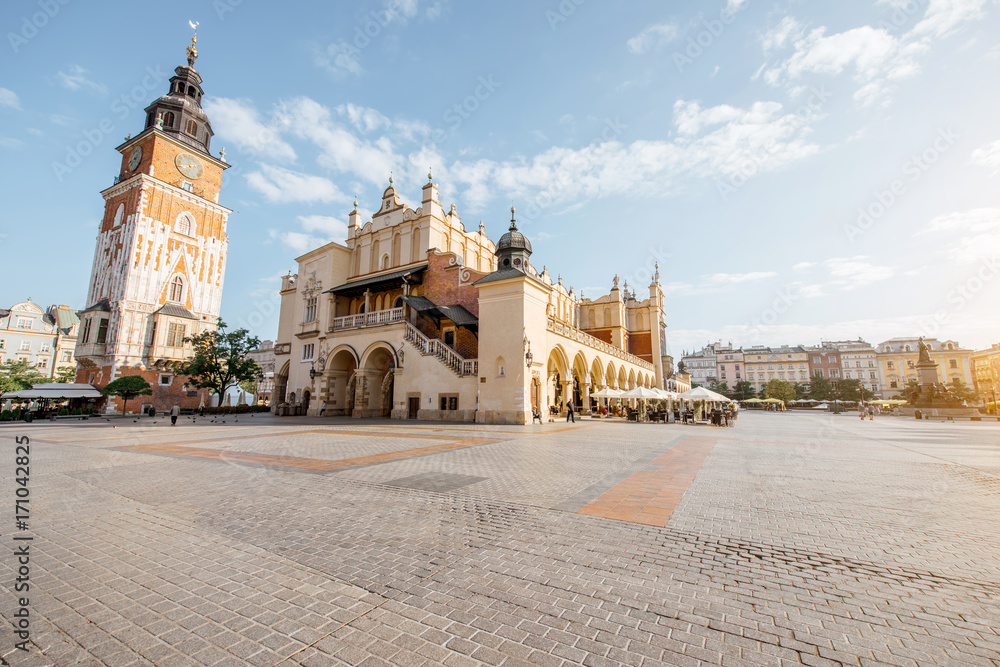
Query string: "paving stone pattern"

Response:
xmin=1 ymin=412 xmax=998 ymax=666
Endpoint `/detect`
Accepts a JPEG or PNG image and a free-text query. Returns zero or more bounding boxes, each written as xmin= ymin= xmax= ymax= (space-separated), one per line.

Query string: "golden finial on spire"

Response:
xmin=186 ymin=20 xmax=199 ymax=67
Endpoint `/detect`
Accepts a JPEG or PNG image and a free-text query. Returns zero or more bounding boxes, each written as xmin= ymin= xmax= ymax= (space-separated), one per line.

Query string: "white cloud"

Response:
xmin=792 ymin=261 xmax=816 ymax=271
xmin=910 ymin=0 xmax=988 ymax=39
xmin=0 ymin=87 xmax=21 ymax=110
xmin=921 ymin=208 xmax=1000 ymax=261
xmin=55 ymin=65 xmax=108 ymax=96
xmin=763 ymin=1 xmax=988 ymax=106
xmin=0 ymin=137 xmax=24 ymax=148
xmin=314 ymin=40 xmax=363 ymax=76
xmin=971 ymin=140 xmax=1000 ymax=174
xmin=268 ymin=215 xmax=349 ymax=253
xmin=245 ymin=164 xmax=347 ymax=204
xmin=704 ymin=271 xmax=777 ymax=285
xmin=726 ymin=0 xmax=749 ymax=13
xmin=822 ymin=256 xmax=895 ymax=289
xmin=627 ymin=23 xmax=679 ymax=54
xmin=202 ymin=97 xmax=296 ymax=162
xmin=450 ymin=98 xmax=821 ymax=210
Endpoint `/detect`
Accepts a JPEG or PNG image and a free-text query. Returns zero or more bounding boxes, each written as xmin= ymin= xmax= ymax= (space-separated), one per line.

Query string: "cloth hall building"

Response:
xmin=273 ymin=175 xmax=675 ymax=424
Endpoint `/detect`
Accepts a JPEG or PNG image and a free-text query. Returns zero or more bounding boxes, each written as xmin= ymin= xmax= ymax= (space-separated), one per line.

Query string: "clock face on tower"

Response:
xmin=128 ymin=146 xmax=142 ymax=171
xmin=174 ymin=152 xmax=204 ymax=179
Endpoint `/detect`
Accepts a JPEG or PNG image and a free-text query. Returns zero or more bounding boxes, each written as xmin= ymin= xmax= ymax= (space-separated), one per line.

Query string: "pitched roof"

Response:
xmin=153 ymin=304 xmax=198 ymax=320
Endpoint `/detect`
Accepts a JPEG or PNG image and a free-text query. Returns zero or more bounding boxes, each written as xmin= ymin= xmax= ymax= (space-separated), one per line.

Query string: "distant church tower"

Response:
xmin=75 ymin=27 xmax=231 ymax=412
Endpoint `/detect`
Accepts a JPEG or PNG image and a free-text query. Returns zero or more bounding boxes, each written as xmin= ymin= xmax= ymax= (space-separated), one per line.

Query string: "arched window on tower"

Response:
xmin=163 ymin=112 xmax=175 ymax=128
xmin=175 ymin=212 xmax=194 ymax=236
xmin=187 ymin=120 xmax=198 ymax=136
xmin=169 ymin=276 xmax=184 ymax=303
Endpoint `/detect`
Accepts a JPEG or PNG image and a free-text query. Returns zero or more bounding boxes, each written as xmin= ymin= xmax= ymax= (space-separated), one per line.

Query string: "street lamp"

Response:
xmin=309 ymin=362 xmax=320 ymax=381
xmin=525 ymin=343 xmax=533 ymax=368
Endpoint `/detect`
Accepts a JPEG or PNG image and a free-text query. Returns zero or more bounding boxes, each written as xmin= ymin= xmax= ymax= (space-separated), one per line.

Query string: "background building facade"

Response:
xmin=876 ymin=337 xmax=973 ymax=397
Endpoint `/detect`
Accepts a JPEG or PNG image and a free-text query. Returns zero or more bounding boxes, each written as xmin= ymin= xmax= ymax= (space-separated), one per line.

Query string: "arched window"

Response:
xmin=604 ymin=308 xmax=611 ymax=327
xmin=175 ymin=212 xmax=193 ymax=236
xmin=380 ymin=253 xmax=390 ymax=270
xmin=163 ymin=112 xmax=175 ymax=128
xmin=169 ymin=276 xmax=184 ymax=302
xmin=637 ymin=312 xmax=645 ymax=330
xmin=113 ymin=204 xmax=124 ymax=227
xmin=391 ymin=233 xmax=401 ymax=267
xmin=186 ymin=120 xmax=198 ymax=136
xmin=370 ymin=240 xmax=380 ymax=273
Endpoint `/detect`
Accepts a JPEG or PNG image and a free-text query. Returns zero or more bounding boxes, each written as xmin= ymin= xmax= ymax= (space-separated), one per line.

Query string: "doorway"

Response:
xmin=408 ymin=396 xmax=419 ymax=419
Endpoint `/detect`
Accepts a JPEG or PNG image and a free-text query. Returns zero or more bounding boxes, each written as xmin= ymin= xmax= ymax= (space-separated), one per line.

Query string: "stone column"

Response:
xmin=581 ymin=381 xmax=592 ymax=415
xmin=561 ymin=381 xmax=573 ymax=416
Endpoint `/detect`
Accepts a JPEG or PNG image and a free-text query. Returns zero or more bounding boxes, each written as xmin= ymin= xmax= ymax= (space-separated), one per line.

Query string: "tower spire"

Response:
xmin=186 ymin=21 xmax=199 ymax=67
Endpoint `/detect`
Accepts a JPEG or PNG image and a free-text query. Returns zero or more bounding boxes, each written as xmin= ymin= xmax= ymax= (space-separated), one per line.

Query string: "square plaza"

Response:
xmin=2 ymin=412 xmax=999 ymax=666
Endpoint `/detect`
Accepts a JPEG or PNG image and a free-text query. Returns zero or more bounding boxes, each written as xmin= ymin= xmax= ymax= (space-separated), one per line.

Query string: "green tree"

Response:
xmin=0 ymin=359 xmax=48 ymax=393
xmin=899 ymin=378 xmax=920 ymax=402
xmin=832 ymin=378 xmax=873 ymax=404
xmin=946 ymin=378 xmax=978 ymax=404
xmin=54 ymin=366 xmax=77 ymax=383
xmin=808 ymin=374 xmax=832 ymax=401
xmin=180 ymin=319 xmax=261 ymax=402
xmin=708 ymin=380 xmax=731 ymax=397
xmin=102 ymin=375 xmax=153 ymax=413
xmin=764 ymin=378 xmax=796 ymax=403
xmin=732 ymin=381 xmax=755 ymax=401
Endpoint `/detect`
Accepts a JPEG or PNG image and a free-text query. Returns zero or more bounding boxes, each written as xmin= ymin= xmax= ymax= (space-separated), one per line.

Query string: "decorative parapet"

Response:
xmin=547 ymin=316 xmax=654 ymax=372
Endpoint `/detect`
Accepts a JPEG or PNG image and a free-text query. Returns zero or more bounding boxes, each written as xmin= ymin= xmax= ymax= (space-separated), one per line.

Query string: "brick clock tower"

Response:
xmin=75 ymin=29 xmax=231 ymax=413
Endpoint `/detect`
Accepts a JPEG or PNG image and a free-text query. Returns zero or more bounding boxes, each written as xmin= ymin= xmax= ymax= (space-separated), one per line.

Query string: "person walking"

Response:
xmin=867 ymin=404 xmax=875 ymax=421
xmin=170 ymin=404 xmax=180 ymax=426
xmin=859 ymin=402 xmax=865 ymax=420
xmin=566 ymin=401 xmax=575 ymax=423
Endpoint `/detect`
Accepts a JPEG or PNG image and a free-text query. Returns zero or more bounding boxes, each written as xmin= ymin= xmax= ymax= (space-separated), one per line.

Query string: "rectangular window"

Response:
xmin=890 ymin=379 xmax=898 ymax=388
xmin=799 ymin=363 xmax=805 ymax=369
xmin=887 ymin=361 xmax=894 ymax=370
xmin=813 ymin=357 xmax=820 ymax=364
xmin=0 ymin=339 xmax=5 ymax=349
xmin=96 ymin=318 xmax=109 ymax=344
xmin=302 ymin=343 xmax=314 ymax=360
xmin=16 ymin=318 xmax=30 ymax=329
xmin=735 ymin=364 xmax=740 ymax=370
xmin=81 ymin=318 xmax=92 ymax=344
xmin=815 ymin=369 xmax=824 ymax=378
xmin=40 ymin=343 xmax=50 ymax=352
xmin=166 ymin=322 xmax=186 ymax=347
xmin=949 ymin=359 xmax=958 ymax=369
xmin=870 ymin=372 xmax=877 ymax=379
xmin=62 ymin=351 xmax=72 ymax=362
xmin=777 ymin=364 xmax=783 ymax=370
xmin=160 ymin=374 xmax=172 ymax=386
xmin=38 ymin=357 xmax=48 ymax=369
xmin=845 ymin=371 xmax=852 ymax=379
xmin=19 ymin=341 xmax=30 ymax=351
xmin=828 ymin=356 xmax=836 ymax=363
xmin=304 ymin=297 xmax=318 ymax=323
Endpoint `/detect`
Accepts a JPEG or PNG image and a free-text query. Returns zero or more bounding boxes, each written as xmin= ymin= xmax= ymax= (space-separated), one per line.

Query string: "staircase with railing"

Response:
xmin=404 ymin=322 xmax=478 ymax=376
xmin=330 ymin=307 xmax=405 ymax=331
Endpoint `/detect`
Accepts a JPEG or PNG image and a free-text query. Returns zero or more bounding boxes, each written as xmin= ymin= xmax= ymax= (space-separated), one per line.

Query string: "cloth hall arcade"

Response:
xmin=273 ymin=174 xmax=675 ymax=424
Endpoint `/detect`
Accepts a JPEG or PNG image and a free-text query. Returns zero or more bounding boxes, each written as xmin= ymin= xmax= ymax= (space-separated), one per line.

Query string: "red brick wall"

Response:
xmin=77 ymin=364 xmax=211 ymax=413
xmin=629 ymin=332 xmax=652 ymax=362
xmin=421 ymin=252 xmax=486 ymax=318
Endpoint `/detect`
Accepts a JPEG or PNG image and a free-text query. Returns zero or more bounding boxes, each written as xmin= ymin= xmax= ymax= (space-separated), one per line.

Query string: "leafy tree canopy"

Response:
xmin=102 ymin=375 xmax=153 ymax=413
xmin=0 ymin=359 xmax=48 ymax=393
xmin=732 ymin=381 xmax=755 ymax=401
xmin=180 ymin=319 xmax=261 ymax=400
xmin=764 ymin=379 xmax=796 ymax=403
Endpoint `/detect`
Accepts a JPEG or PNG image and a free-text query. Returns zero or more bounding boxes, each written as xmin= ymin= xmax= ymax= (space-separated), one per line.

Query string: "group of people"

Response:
xmin=859 ymin=402 xmax=877 ymax=420
xmin=531 ymin=402 xmax=578 ymax=423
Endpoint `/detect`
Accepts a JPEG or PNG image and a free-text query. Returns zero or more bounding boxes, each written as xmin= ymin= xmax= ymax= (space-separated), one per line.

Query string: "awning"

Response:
xmin=400 ymin=295 xmax=478 ymax=331
xmin=2 ymin=383 xmax=103 ymax=399
xmin=327 ymin=265 xmax=427 ymax=297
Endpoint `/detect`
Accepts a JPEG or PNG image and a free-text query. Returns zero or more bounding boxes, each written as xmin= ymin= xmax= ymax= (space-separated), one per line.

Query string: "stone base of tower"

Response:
xmin=76 ymin=364 xmax=212 ymax=414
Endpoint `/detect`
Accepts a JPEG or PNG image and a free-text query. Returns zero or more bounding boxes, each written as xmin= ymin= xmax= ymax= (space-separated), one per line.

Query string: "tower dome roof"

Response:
xmin=495 ymin=207 xmax=532 ymax=255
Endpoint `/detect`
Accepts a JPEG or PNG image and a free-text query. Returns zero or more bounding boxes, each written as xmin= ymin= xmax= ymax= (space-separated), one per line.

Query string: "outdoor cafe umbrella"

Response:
xmin=679 ymin=386 xmax=731 ymax=402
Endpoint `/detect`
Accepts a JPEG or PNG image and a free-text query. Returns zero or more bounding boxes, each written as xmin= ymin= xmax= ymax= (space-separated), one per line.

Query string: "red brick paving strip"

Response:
xmin=577 ymin=436 xmax=718 ymax=527
xmin=124 ymin=431 xmax=500 ymax=472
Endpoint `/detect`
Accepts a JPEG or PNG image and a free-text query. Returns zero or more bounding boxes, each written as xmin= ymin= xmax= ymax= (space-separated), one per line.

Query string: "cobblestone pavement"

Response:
xmin=1 ymin=412 xmax=999 ymax=666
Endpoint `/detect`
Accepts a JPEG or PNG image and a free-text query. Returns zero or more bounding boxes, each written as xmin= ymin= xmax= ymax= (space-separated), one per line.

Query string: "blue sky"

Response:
xmin=2 ymin=0 xmax=999 ymax=355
